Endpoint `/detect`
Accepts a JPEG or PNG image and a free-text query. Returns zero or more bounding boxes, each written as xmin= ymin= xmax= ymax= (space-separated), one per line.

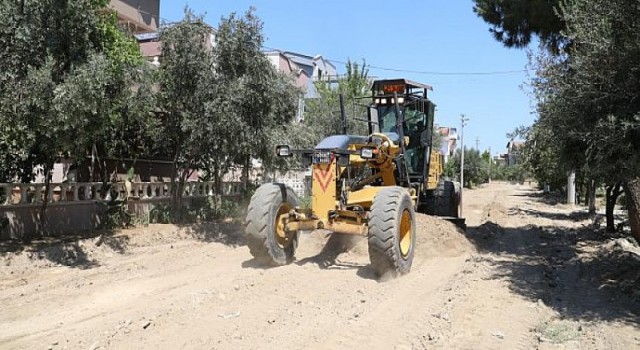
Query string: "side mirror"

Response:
xmin=275 ymin=145 xmax=292 ymax=157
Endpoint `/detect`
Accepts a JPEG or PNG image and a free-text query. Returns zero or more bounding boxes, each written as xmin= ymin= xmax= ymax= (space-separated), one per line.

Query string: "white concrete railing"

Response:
xmin=0 ymin=181 xmax=242 ymax=207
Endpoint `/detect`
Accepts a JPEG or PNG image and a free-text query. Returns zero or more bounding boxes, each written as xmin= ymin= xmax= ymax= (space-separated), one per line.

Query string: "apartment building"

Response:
xmin=109 ymin=0 xmax=160 ymax=34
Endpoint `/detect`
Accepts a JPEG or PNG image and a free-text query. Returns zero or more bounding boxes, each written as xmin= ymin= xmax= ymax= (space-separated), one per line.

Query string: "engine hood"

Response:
xmin=315 ymin=135 xmax=368 ymax=150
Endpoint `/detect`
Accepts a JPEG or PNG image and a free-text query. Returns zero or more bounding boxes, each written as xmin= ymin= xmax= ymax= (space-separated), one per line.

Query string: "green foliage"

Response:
xmin=472 ymin=0 xmax=566 ymax=52
xmin=535 ymin=320 xmax=579 ymax=344
xmin=148 ymin=197 xmax=242 ymax=224
xmin=262 ymin=60 xmax=371 ymax=176
xmin=0 ymin=0 xmax=149 ymax=183
xmin=214 ymin=8 xmax=299 ymax=178
xmin=101 ymin=198 xmax=133 ymax=230
xmin=523 ymin=0 xmax=640 ymax=239
xmin=156 ymin=8 xmax=220 ymax=216
xmin=431 ymin=128 xmax=443 ymax=153
xmin=518 ymin=123 xmax=567 ymax=190
xmin=148 ymin=203 xmax=174 ymax=224
xmin=445 ymin=147 xmax=530 ymax=187
xmin=253 ymin=74 xmax=305 ymax=173
xmin=501 ymin=164 xmax=528 ymax=183
xmin=156 ymin=7 xmax=300 ymax=212
xmin=530 ymin=0 xmax=640 ymax=186
xmin=445 ymin=148 xmax=490 ymax=187
xmin=97 ymin=10 xmax=143 ymax=71
xmin=157 ymin=9 xmax=216 ymax=167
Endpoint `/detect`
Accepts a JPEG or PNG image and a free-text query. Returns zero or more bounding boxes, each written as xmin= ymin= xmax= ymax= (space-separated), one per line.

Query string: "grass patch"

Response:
xmin=535 ymin=319 xmax=580 ymax=344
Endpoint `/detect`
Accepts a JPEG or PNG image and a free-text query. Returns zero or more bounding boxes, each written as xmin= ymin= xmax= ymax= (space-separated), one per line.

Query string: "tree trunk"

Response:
xmin=623 ymin=178 xmax=640 ymax=242
xmin=170 ymin=160 xmax=180 ymax=220
xmin=37 ymin=163 xmax=53 ymax=240
xmin=575 ymin=177 xmax=583 ymax=205
xmin=242 ymin=155 xmax=251 ymax=193
xmin=587 ymin=179 xmax=596 ymax=215
xmin=605 ymin=182 xmax=623 ymax=233
xmin=177 ymin=172 xmax=187 ymax=221
xmin=90 ymin=143 xmax=96 ymax=182
xmin=213 ymin=162 xmax=221 ymax=196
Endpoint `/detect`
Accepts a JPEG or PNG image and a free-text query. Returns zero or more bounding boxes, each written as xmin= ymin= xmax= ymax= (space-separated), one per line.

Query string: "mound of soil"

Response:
xmin=481 ymin=201 xmax=508 ymax=223
xmin=297 ymin=213 xmax=475 ymax=264
xmin=414 ymin=213 xmax=476 ymax=258
xmin=596 ymin=238 xmax=640 ymax=298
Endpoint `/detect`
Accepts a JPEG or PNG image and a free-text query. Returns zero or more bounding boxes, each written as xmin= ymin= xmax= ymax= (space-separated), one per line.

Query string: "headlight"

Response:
xmin=276 ymin=145 xmax=292 ymax=157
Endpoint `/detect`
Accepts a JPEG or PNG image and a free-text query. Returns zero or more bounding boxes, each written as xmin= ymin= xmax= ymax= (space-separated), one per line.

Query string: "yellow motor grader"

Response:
xmin=245 ymin=79 xmax=463 ymax=277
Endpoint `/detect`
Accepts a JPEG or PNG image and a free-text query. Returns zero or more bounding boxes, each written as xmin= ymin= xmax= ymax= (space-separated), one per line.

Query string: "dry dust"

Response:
xmin=1 ymin=182 xmax=639 ymax=350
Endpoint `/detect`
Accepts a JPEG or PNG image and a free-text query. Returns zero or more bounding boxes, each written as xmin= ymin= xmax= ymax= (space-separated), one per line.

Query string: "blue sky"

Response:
xmin=160 ymin=0 xmax=535 ymax=155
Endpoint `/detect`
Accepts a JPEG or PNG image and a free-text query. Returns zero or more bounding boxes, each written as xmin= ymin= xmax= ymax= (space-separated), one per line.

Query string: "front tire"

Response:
xmin=245 ymin=183 xmax=299 ymax=266
xmin=368 ymin=186 xmax=416 ymax=278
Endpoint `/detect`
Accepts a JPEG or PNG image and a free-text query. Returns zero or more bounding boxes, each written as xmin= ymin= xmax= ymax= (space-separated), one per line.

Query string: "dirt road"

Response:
xmin=1 ymin=182 xmax=639 ymax=349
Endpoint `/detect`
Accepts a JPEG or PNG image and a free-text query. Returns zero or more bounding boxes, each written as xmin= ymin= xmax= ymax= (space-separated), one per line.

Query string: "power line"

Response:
xmin=145 ymin=11 xmax=529 ymax=78
xmin=329 ymin=59 xmax=530 ymax=76
xmin=137 ymin=7 xmax=529 ymax=77
xmin=261 ymin=45 xmax=530 ymax=77
xmin=133 ymin=3 xmax=531 ymax=77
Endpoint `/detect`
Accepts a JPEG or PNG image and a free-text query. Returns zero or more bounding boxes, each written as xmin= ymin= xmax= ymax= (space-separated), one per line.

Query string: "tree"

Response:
xmin=445 ymin=148 xmax=492 ymax=188
xmin=54 ymin=54 xmax=156 ymax=183
xmin=213 ymin=8 xmax=299 ymax=192
xmin=472 ymin=0 xmax=566 ymax=52
xmin=156 ymin=9 xmax=219 ymax=217
xmin=475 ymin=0 xmax=640 ymax=238
xmin=0 ymin=0 xmax=145 ymax=182
xmin=512 ymin=121 xmax=567 ymax=191
xmin=530 ymin=0 xmax=640 ymax=239
xmin=0 ymin=0 xmax=99 ymax=181
xmin=0 ymin=0 xmax=147 ymax=238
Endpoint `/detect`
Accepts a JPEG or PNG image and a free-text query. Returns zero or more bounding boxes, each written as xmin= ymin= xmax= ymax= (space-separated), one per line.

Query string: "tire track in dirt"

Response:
xmin=439 ymin=185 xmax=545 ymax=350
xmin=5 ymin=183 xmax=637 ymax=349
xmin=294 ymin=220 xmax=472 ymax=348
xmin=307 ymin=255 xmax=469 ymax=350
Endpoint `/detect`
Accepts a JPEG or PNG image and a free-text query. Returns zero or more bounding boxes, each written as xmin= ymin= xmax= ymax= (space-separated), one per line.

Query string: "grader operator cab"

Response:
xmin=245 ymin=79 xmax=463 ymax=278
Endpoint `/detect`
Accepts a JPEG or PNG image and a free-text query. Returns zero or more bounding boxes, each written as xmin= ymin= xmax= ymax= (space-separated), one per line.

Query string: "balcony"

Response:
xmin=109 ymin=0 xmax=160 ymax=34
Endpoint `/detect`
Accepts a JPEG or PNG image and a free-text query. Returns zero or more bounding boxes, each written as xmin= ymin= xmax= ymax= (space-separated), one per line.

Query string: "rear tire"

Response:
xmin=245 ymin=183 xmax=299 ymax=266
xmin=368 ymin=186 xmax=416 ymax=278
xmin=434 ymin=180 xmax=458 ymax=217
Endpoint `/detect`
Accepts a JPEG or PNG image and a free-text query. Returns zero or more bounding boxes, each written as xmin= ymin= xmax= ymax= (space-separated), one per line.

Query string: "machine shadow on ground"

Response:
xmin=295 ymin=234 xmax=378 ymax=280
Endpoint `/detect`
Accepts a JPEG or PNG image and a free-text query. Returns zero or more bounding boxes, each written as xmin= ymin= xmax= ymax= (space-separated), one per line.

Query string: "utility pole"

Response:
xmin=475 ymin=137 xmax=480 ymax=150
xmin=460 ymin=114 xmax=469 ymax=217
xmin=488 ymin=147 xmax=492 ymax=183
